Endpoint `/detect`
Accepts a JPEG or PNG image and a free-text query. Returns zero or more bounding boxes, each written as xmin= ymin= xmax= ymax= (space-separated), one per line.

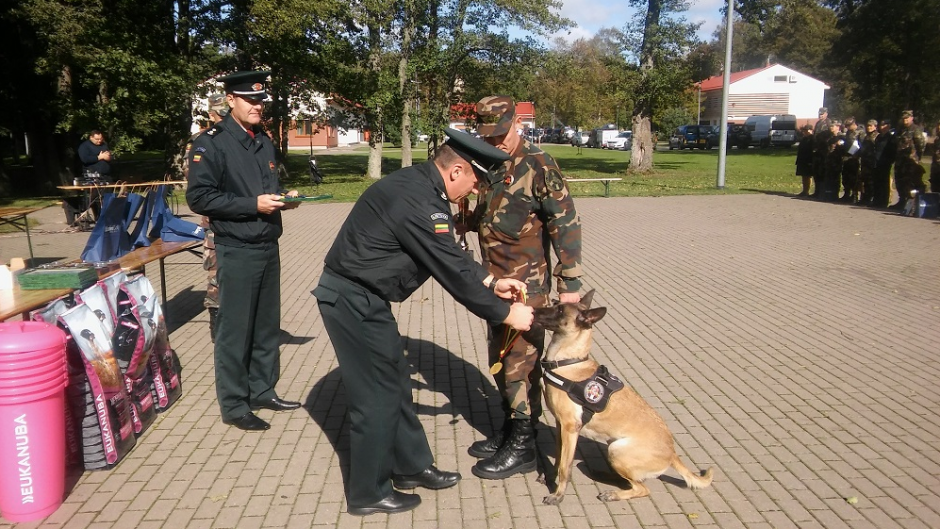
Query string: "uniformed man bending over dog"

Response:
xmin=313 ymin=129 xmax=535 ymax=516
xmin=186 ymin=70 xmax=302 ymax=432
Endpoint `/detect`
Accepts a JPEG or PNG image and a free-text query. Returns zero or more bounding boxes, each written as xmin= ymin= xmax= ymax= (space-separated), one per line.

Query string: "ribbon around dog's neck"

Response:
xmin=490 ymin=288 xmax=527 ymax=375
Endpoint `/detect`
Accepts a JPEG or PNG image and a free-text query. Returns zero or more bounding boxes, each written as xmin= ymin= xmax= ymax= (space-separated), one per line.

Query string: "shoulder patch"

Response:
xmin=206 ymin=128 xmax=217 ymax=136
xmin=195 ymin=146 xmax=207 ymax=153
xmin=430 ymin=212 xmax=450 ymax=221
xmin=545 ymin=169 xmax=565 ymax=192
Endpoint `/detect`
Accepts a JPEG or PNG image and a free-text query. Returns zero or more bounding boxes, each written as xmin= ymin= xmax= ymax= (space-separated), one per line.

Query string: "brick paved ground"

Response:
xmin=1 ymin=193 xmax=939 ymax=528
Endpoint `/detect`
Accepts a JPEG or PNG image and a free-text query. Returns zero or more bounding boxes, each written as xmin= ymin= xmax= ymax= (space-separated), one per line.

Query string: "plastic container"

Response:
xmin=0 ymin=321 xmax=68 ymax=522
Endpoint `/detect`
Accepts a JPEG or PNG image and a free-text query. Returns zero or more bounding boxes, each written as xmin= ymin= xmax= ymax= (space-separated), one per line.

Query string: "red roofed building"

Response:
xmin=697 ymin=64 xmax=830 ymax=127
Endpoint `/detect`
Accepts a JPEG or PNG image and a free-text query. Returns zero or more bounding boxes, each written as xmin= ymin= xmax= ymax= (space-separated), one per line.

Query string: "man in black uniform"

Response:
xmin=313 ymin=129 xmax=535 ymax=516
xmin=186 ymin=71 xmax=302 ymax=432
xmin=873 ymin=120 xmax=896 ymax=208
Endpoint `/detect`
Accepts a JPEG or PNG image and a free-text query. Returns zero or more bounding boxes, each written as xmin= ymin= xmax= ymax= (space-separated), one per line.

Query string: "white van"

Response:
xmin=744 ymin=114 xmax=798 ymax=148
xmin=588 ymin=127 xmax=621 ymax=148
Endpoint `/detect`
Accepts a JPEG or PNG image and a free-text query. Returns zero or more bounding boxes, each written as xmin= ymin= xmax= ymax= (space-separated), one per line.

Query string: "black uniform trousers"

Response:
xmin=314 ymin=270 xmax=433 ymax=506
xmin=215 ymin=243 xmax=281 ymax=420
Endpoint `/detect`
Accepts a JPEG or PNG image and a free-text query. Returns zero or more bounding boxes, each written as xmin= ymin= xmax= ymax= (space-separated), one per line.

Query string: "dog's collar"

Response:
xmin=540 ymin=358 xmax=590 ymax=370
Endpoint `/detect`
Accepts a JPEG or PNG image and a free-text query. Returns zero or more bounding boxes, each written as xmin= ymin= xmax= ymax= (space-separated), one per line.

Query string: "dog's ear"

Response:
xmin=579 ymin=289 xmax=595 ymax=309
xmin=577 ymin=307 xmax=606 ymax=328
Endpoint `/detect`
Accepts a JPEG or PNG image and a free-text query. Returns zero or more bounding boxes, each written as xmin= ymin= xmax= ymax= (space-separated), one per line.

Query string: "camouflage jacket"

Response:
xmin=471 ymin=139 xmax=583 ymax=295
xmin=813 ymin=118 xmax=832 ymax=153
xmin=895 ymin=124 xmax=925 ymax=161
xmin=858 ymin=131 xmax=879 ymax=169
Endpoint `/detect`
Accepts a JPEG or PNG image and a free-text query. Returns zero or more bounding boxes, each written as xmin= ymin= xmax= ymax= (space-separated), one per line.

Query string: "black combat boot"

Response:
xmin=471 ymin=419 xmax=536 ymax=479
xmin=468 ymin=419 xmax=511 ymax=458
xmin=208 ymin=307 xmax=219 ymax=343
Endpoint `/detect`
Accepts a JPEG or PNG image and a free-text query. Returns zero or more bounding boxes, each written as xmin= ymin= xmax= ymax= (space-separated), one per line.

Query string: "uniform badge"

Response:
xmin=430 ymin=212 xmax=450 ymax=221
xmin=195 ymin=147 xmax=207 ymax=153
xmin=192 ymin=154 xmax=202 ymax=163
xmin=185 ymin=143 xmax=192 ymax=152
xmin=206 ymin=128 xmax=217 ymax=136
xmin=434 ymin=223 xmax=449 ymax=234
xmin=252 ymin=83 xmax=263 ymax=91
xmin=584 ymin=380 xmax=604 ymax=404
xmin=546 ymin=169 xmax=565 ymax=192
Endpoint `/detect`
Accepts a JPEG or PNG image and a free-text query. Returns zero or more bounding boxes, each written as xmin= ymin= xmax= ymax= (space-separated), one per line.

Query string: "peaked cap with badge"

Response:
xmin=476 ymin=96 xmax=517 ymax=138
xmin=217 ymin=70 xmax=270 ymax=100
xmin=442 ymin=128 xmax=510 ymax=185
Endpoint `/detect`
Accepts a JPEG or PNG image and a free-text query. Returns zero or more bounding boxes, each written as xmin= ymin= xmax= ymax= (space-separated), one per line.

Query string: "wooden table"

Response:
xmin=0 ymin=206 xmax=45 ymax=260
xmin=0 ymin=238 xmax=201 ymax=322
xmin=57 ymin=181 xmax=186 ymax=228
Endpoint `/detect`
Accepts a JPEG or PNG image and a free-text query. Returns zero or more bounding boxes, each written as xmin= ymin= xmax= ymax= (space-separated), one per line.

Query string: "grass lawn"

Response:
xmin=3 ymin=143 xmax=803 ymax=214
xmin=279 ymin=143 xmax=803 ymax=199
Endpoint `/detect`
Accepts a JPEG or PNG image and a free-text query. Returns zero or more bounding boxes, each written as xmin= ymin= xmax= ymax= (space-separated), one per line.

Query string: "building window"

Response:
xmin=773 ymin=75 xmax=788 ymax=83
xmin=296 ymin=120 xmax=316 ymax=136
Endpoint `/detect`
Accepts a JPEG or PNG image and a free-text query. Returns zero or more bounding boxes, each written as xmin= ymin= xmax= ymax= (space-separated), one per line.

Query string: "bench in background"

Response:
xmin=567 ymin=178 xmax=623 ymax=198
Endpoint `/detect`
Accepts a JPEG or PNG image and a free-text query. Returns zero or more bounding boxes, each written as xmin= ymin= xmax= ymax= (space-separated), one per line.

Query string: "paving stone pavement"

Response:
xmin=1 ymin=193 xmax=939 ymax=528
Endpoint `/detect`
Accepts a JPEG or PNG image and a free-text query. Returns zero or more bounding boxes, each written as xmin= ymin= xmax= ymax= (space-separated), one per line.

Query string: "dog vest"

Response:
xmin=542 ymin=361 xmax=625 ymax=425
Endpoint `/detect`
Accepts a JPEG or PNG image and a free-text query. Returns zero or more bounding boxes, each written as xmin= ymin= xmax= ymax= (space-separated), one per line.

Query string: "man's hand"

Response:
xmin=493 ymin=278 xmax=527 ymax=302
xmin=558 ymin=292 xmax=581 ymax=305
xmin=257 ymin=194 xmax=287 ymax=214
xmin=281 ymin=190 xmax=301 ymax=210
xmin=98 ymin=151 xmax=111 ymax=161
xmin=503 ymin=302 xmax=533 ymax=331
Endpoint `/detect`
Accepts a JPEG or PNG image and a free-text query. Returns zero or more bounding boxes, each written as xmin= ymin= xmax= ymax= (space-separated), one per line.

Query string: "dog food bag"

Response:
xmin=99 ymin=271 xmax=127 ymax=321
xmin=113 ymin=277 xmax=158 ymax=434
xmin=75 ymin=284 xmax=115 ymax=338
xmin=31 ymin=295 xmax=86 ymax=468
xmin=59 ymin=304 xmax=137 ymax=469
xmin=121 ymin=276 xmax=182 ymax=411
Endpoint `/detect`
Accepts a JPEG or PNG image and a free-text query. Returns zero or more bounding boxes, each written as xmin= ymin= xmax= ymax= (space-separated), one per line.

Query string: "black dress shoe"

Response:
xmin=392 ymin=465 xmax=461 ymax=490
xmin=347 ymin=490 xmax=421 ymax=516
xmin=222 ymin=412 xmax=270 ymax=431
xmin=249 ymin=396 xmax=301 ymax=411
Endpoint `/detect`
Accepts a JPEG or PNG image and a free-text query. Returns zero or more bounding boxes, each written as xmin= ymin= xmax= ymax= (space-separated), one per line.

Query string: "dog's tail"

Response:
xmin=671 ymin=455 xmax=714 ymax=490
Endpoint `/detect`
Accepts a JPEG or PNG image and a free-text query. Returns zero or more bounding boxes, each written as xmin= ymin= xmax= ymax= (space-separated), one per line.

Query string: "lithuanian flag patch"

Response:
xmin=434 ymin=223 xmax=449 ymax=234
xmin=193 ymin=154 xmax=202 ymax=163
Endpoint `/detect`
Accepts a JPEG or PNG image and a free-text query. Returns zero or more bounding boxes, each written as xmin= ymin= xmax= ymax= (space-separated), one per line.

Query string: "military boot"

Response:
xmin=208 ymin=307 xmax=219 ymax=343
xmin=471 ymin=419 xmax=536 ymax=479
xmin=468 ymin=418 xmax=511 ymax=458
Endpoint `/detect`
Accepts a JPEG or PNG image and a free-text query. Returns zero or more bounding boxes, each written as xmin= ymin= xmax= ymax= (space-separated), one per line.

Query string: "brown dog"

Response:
xmin=535 ymin=291 xmax=713 ymax=504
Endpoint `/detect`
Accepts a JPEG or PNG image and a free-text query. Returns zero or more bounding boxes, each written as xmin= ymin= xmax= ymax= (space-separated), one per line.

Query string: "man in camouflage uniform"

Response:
xmin=183 ymin=94 xmax=228 ymax=341
xmin=811 ymin=107 xmax=833 ymax=198
xmin=461 ymin=96 xmax=583 ymax=480
xmin=857 ymin=120 xmax=879 ymax=206
xmin=840 ymin=118 xmax=861 ymax=203
xmin=891 ymin=110 xmax=927 ymax=209
xmin=823 ymin=120 xmax=845 ymax=202
xmin=931 ymin=121 xmax=940 ymax=193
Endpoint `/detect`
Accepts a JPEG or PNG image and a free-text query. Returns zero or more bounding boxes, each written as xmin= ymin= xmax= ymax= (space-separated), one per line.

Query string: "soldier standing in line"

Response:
xmin=857 ymin=120 xmax=879 ymax=206
xmin=812 ymin=107 xmax=833 ymax=198
xmin=931 ymin=121 xmax=940 ymax=193
xmin=840 ymin=118 xmax=861 ymax=203
xmin=824 ymin=120 xmax=845 ymax=202
xmin=460 ymin=96 xmax=583 ymax=481
xmin=873 ymin=120 xmax=896 ymax=208
xmin=183 ymin=94 xmax=228 ymax=341
xmin=891 ymin=110 xmax=927 ymax=209
xmin=795 ymin=124 xmax=815 ymax=197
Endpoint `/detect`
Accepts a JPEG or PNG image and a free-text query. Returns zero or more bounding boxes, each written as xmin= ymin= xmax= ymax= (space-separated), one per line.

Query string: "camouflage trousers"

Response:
xmin=487 ymin=293 xmax=548 ymax=421
xmin=894 ymin=159 xmax=926 ymax=203
xmin=842 ymin=159 xmax=860 ymax=199
xmin=203 ymin=227 xmax=219 ymax=309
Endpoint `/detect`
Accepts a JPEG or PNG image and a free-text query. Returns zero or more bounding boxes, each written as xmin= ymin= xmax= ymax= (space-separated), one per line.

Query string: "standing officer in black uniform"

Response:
xmin=313 ymin=129 xmax=535 ymax=516
xmin=186 ymin=71 xmax=302 ymax=432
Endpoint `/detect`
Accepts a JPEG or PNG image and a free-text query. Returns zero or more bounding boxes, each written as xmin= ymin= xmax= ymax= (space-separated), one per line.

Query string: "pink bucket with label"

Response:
xmin=0 ymin=321 xmax=68 ymax=523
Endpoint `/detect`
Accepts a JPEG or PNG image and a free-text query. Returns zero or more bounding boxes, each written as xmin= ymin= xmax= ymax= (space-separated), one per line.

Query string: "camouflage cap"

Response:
xmin=442 ymin=128 xmax=510 ymax=184
xmin=866 ymin=119 xmax=878 ymax=127
xmin=476 ymin=96 xmax=516 ymax=137
xmin=818 ymin=107 xmax=828 ymax=115
xmin=901 ymin=110 xmax=913 ymax=119
xmin=830 ymin=119 xmax=842 ymax=126
xmin=843 ymin=117 xmax=855 ymax=126
xmin=879 ymin=119 xmax=891 ymax=127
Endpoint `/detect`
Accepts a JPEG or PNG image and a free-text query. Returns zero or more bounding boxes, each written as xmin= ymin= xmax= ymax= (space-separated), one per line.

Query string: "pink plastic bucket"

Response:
xmin=0 ymin=322 xmax=67 ymax=522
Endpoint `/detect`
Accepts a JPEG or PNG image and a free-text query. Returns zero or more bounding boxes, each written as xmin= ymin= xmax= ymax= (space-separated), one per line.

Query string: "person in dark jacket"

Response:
xmin=873 ymin=120 xmax=896 ymax=208
xmin=313 ymin=129 xmax=534 ymax=516
xmin=77 ymin=130 xmax=112 ymax=181
xmin=186 ymin=70 xmax=301 ymax=432
xmin=795 ymin=124 xmax=815 ymax=196
xmin=841 ymin=117 xmax=861 ymax=203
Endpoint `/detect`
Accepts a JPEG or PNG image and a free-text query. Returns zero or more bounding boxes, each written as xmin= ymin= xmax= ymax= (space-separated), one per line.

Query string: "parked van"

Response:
xmin=744 ymin=114 xmax=798 ymax=148
xmin=587 ymin=127 xmax=621 ymax=149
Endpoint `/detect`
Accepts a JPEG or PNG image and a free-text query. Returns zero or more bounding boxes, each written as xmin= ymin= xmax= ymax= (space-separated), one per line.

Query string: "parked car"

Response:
xmin=604 ymin=131 xmax=633 ymax=150
xmin=587 ymin=127 xmax=620 ymax=148
xmin=704 ymin=124 xmax=751 ymax=150
xmin=558 ymin=127 xmax=575 ymax=143
xmin=744 ymin=114 xmax=798 ymax=148
xmin=669 ymin=125 xmax=711 ymax=150
xmin=571 ymin=131 xmax=590 ymax=147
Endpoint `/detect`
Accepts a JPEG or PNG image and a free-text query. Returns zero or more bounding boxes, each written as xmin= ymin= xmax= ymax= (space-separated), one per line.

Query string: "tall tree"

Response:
xmin=625 ymin=0 xmax=700 ymax=172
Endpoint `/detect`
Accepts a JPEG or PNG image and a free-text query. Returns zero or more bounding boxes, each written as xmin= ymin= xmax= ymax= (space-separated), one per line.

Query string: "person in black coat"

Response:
xmin=795 ymin=124 xmax=815 ymax=196
xmin=313 ymin=129 xmax=535 ymax=516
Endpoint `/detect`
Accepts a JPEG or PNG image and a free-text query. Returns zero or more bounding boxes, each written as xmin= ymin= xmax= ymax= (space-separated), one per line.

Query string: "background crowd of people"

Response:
xmin=796 ymin=107 xmax=939 ymax=209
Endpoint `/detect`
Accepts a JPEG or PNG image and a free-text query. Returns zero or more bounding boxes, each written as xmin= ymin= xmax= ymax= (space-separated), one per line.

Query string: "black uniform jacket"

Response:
xmin=186 ymin=114 xmax=283 ymax=248
xmin=324 ymin=161 xmax=511 ymax=325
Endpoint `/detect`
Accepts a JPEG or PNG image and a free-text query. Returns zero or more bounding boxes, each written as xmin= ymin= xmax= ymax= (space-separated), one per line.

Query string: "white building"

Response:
xmin=697 ymin=64 xmax=830 ymax=127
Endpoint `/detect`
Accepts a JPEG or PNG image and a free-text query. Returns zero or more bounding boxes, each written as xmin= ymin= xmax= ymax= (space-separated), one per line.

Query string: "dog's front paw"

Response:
xmin=597 ymin=491 xmax=620 ymax=502
xmin=542 ymin=493 xmax=564 ymax=505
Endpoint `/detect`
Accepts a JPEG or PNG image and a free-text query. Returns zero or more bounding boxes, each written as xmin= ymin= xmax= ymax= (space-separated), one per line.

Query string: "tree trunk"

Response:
xmin=629 ymin=113 xmax=653 ymax=172
xmin=399 ymin=0 xmax=415 ymax=168
xmin=368 ymin=123 xmax=383 ymax=180
xmin=629 ymin=0 xmax=661 ymax=174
